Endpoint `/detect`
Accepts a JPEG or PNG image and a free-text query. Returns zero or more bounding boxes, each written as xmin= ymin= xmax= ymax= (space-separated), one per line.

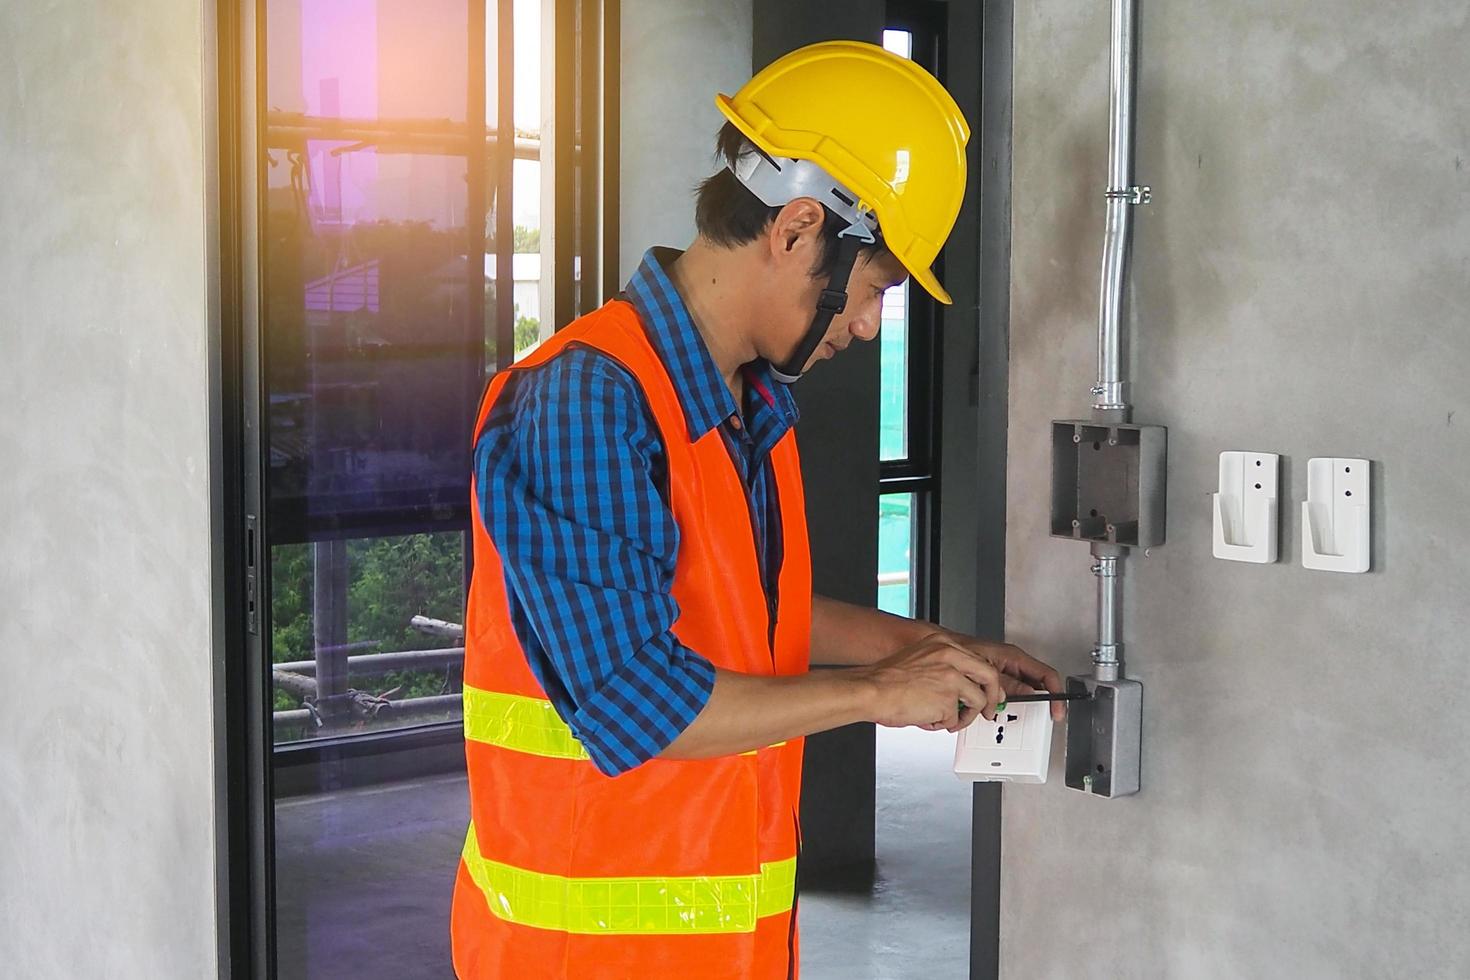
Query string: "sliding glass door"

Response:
xmin=222 ymin=1 xmax=618 ymax=973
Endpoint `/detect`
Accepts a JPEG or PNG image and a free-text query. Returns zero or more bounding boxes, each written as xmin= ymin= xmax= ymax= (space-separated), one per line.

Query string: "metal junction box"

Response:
xmin=1063 ymin=675 xmax=1142 ymax=798
xmin=1050 ymin=421 xmax=1167 ymax=548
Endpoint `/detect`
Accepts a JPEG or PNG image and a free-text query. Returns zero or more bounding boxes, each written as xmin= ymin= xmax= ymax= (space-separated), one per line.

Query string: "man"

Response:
xmin=451 ymin=41 xmax=1063 ymax=979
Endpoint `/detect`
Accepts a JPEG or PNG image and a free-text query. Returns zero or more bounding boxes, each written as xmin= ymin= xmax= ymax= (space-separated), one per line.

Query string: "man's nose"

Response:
xmin=849 ymin=313 xmax=880 ymax=343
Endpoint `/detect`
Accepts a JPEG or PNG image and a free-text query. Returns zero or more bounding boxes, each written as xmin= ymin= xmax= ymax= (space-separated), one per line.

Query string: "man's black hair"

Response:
xmin=693 ymin=122 xmax=890 ymax=280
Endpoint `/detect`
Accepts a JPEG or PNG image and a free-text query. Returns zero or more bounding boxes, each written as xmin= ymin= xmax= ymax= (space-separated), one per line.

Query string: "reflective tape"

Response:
xmin=461 ymin=685 xmax=787 ymax=760
xmin=461 ymin=823 xmax=796 ymax=934
xmin=462 ymin=686 xmax=590 ymax=760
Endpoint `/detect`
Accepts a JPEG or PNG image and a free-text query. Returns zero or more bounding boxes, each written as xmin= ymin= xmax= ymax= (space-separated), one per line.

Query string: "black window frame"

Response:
xmin=879 ymin=0 xmax=947 ymax=623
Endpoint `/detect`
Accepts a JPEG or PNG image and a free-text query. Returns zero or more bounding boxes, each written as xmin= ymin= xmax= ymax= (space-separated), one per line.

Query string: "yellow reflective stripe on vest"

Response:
xmin=461 ymin=823 xmax=796 ymax=934
xmin=462 ymin=685 xmax=785 ymax=759
xmin=462 ymin=686 xmax=590 ymax=760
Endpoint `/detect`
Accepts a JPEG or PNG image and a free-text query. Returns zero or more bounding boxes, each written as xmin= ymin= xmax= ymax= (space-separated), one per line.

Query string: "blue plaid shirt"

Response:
xmin=474 ymin=248 xmax=800 ymax=776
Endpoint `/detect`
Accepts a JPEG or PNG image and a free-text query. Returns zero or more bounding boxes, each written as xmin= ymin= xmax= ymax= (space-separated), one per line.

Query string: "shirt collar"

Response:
xmin=623 ymin=247 xmax=799 ymax=440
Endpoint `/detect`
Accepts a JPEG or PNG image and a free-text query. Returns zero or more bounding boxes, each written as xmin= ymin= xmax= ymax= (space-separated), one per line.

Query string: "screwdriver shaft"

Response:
xmin=1000 ymin=692 xmax=1091 ymax=704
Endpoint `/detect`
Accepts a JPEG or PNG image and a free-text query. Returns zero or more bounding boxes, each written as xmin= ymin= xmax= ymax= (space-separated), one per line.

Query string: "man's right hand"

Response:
xmin=662 ymin=634 xmax=1050 ymax=761
xmin=853 ymin=632 xmax=1028 ymax=733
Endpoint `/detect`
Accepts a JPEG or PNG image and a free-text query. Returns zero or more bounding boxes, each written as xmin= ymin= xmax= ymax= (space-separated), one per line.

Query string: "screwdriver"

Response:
xmin=996 ymin=692 xmax=1092 ymax=708
xmin=958 ymin=691 xmax=1092 ymax=714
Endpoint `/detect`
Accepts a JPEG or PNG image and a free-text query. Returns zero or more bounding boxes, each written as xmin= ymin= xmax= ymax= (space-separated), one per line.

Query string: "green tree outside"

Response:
xmin=271 ymin=533 xmax=466 ymax=717
xmin=514 ymin=304 xmax=541 ymax=353
xmin=513 ymin=224 xmax=540 ymax=253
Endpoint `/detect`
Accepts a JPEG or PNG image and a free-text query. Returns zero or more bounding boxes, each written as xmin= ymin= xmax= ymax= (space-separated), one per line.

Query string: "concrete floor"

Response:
xmin=803 ymin=727 xmax=971 ymax=980
xmin=274 ymin=727 xmax=970 ymax=979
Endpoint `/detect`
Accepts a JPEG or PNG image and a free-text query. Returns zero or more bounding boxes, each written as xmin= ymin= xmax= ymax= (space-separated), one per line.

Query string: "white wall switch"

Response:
xmin=953 ymin=700 xmax=1053 ymax=784
xmin=1302 ymin=457 xmax=1370 ymax=573
xmin=1213 ymin=451 xmax=1280 ymax=563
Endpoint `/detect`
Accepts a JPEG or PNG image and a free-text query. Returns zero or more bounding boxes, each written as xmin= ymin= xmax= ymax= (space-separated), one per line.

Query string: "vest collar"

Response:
xmin=623 ymin=247 xmax=799 ymax=441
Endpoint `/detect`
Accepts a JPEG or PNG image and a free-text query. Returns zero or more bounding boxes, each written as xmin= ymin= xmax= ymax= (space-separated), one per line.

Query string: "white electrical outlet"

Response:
xmin=953 ymin=700 xmax=1054 ymax=784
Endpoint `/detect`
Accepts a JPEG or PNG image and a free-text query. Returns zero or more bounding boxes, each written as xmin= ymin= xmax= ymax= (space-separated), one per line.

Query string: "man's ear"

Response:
xmin=768 ymin=198 xmax=827 ymax=257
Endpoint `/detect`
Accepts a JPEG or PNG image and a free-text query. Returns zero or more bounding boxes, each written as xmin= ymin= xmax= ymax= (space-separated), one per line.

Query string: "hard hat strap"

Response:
xmin=770 ymin=234 xmax=864 ymax=384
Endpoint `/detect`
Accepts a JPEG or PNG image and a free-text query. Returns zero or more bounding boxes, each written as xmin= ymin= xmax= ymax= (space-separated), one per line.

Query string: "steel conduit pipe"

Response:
xmin=1057 ymin=0 xmax=1156 ymax=796
xmin=1091 ymin=0 xmax=1141 ymax=682
xmin=1091 ymin=556 xmax=1121 ymax=681
xmin=1094 ymin=0 xmax=1142 ymax=419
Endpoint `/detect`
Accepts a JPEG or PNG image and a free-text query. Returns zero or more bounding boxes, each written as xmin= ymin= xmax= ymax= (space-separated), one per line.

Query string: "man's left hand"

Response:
xmin=933 ymin=633 xmax=1067 ymax=722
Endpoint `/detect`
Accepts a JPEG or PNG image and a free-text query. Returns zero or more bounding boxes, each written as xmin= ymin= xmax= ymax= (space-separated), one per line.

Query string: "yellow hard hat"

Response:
xmin=716 ymin=40 xmax=970 ymax=305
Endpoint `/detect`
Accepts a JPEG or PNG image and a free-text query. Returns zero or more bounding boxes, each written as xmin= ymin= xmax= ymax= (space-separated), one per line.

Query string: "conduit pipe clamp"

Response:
xmin=1104 ymin=185 xmax=1152 ymax=205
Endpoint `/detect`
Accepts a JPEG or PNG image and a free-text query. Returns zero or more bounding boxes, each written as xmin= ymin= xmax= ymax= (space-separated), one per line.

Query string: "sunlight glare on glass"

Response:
xmin=878 ymin=281 xmax=909 ymax=462
xmin=487 ymin=0 xmax=544 ymax=133
xmin=882 ymin=29 xmax=913 ymax=60
xmin=513 ymin=0 xmax=542 ymax=135
xmin=877 ymin=493 xmax=916 ymax=617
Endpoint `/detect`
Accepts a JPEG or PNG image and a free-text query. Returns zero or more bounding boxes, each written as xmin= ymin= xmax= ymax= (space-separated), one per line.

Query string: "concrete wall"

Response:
xmin=619 ymin=0 xmax=753 ymax=278
xmin=1001 ymin=3 xmax=1470 ymax=977
xmin=0 ymin=3 xmax=218 ymax=977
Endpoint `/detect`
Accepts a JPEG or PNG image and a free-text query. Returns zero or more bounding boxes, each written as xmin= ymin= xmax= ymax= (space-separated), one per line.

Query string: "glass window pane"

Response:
xmin=263 ymin=0 xmax=479 ymax=538
xmin=878 ymin=493 xmax=917 ymax=617
xmin=262 ymin=4 xmax=480 ymax=975
xmin=882 ymin=29 xmax=913 ymax=60
xmin=484 ymin=0 xmax=550 ymax=364
xmin=513 ymin=0 xmax=542 ymax=135
xmin=512 ymin=157 xmax=545 ymax=356
xmin=880 ymin=30 xmax=915 ymax=465
xmin=271 ymin=532 xmax=466 ymax=744
xmin=879 ymin=281 xmax=910 ymax=462
xmin=484 ymin=159 xmax=545 ymax=362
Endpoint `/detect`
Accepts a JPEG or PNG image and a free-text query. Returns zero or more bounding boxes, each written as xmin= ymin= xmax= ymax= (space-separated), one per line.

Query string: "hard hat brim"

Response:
xmin=908 ymin=265 xmax=952 ymax=307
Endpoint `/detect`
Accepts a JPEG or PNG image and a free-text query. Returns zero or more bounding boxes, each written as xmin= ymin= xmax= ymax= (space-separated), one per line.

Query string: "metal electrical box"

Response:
xmin=1050 ymin=421 xmax=1167 ymax=548
xmin=1063 ymin=675 xmax=1142 ymax=798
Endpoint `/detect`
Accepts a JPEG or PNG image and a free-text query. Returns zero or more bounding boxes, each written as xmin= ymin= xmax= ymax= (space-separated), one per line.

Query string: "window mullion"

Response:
xmin=878 ymin=1 xmax=947 ymax=622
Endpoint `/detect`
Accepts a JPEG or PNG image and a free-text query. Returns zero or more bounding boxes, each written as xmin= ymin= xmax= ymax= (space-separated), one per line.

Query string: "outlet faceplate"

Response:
xmin=953 ymin=700 xmax=1053 ymax=784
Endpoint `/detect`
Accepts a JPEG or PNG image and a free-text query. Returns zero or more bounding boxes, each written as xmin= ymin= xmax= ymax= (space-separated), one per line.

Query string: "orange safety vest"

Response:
xmin=451 ymin=299 xmax=813 ymax=979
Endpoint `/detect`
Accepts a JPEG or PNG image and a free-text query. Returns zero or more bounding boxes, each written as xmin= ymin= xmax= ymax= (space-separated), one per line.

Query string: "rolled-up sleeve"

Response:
xmin=474 ymin=349 xmax=715 ymax=776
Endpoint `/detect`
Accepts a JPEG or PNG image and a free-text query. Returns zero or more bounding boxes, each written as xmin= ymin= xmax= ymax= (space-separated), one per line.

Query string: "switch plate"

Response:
xmin=1213 ymin=451 xmax=1280 ymax=563
xmin=953 ymin=700 xmax=1053 ymax=784
xmin=1302 ymin=457 xmax=1370 ymax=573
